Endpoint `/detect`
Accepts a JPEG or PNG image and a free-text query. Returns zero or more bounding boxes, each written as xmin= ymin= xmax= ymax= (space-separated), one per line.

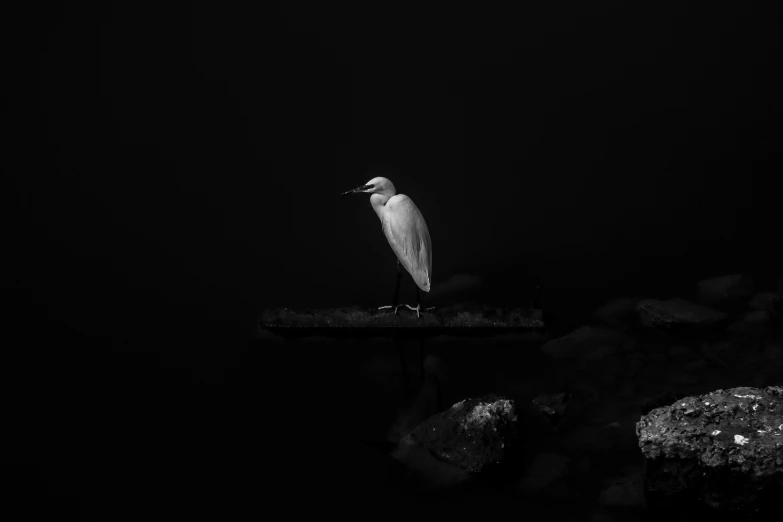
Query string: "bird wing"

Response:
xmin=383 ymin=195 xmax=432 ymax=292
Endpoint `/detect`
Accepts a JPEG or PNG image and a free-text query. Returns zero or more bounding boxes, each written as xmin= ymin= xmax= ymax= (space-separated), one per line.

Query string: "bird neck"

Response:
xmin=370 ymin=193 xmax=391 ymax=221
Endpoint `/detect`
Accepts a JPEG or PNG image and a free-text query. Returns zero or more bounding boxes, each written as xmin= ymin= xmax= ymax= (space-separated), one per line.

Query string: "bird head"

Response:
xmin=340 ymin=177 xmax=396 ymax=197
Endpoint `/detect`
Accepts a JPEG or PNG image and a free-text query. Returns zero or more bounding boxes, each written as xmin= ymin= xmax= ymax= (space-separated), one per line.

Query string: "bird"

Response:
xmin=341 ymin=177 xmax=432 ymax=318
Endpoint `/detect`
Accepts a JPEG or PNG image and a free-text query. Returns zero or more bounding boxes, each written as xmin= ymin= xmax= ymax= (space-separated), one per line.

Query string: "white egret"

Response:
xmin=341 ymin=177 xmax=433 ymax=318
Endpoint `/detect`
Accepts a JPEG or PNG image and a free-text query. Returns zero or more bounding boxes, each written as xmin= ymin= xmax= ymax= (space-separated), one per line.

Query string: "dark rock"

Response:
xmin=699 ymin=334 xmax=780 ymax=377
xmin=393 ymin=395 xmax=518 ymax=476
xmin=748 ymin=292 xmax=783 ymax=314
xmin=635 ymin=298 xmax=727 ymax=329
xmin=698 ymin=274 xmax=755 ymax=308
xmin=636 ymin=386 xmax=783 ymax=515
xmin=727 ymin=310 xmax=773 ymax=334
xmin=532 ymin=392 xmax=573 ymax=429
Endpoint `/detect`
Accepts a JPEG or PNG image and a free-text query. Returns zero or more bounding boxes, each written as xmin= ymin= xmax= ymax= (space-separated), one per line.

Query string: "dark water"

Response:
xmin=26 ymin=305 xmax=781 ymax=521
xmin=249 ymin=325 xmax=781 ymax=521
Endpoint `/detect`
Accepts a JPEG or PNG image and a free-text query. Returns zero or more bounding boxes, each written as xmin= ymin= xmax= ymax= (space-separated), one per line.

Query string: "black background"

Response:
xmin=9 ymin=2 xmax=782 ymax=518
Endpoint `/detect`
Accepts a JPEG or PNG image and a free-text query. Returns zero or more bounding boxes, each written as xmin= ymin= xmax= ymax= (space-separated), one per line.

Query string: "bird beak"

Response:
xmin=340 ymin=184 xmax=373 ymax=196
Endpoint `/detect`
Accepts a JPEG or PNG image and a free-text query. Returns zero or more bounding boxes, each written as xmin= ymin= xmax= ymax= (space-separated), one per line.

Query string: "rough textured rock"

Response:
xmin=393 ymin=395 xmax=518 ymax=475
xmin=698 ymin=274 xmax=755 ymax=307
xmin=258 ymin=305 xmax=544 ymax=328
xmin=635 ymin=298 xmax=727 ymax=329
xmin=636 ymin=386 xmax=783 ymax=514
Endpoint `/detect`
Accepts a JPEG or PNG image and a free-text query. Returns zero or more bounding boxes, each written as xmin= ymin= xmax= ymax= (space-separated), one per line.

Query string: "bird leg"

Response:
xmin=379 ymin=261 xmax=436 ymax=318
xmin=398 ymin=285 xmax=437 ymax=318
xmin=401 ymin=286 xmax=424 ymax=318
xmin=378 ymin=259 xmax=403 ymax=314
xmin=400 ymin=286 xmax=423 ymax=319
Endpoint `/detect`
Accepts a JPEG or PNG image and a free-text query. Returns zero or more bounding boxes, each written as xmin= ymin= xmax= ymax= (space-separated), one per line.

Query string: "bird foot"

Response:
xmin=379 ymin=305 xmax=435 ymax=319
xmin=401 ymin=303 xmax=422 ymax=318
xmin=378 ymin=305 xmax=401 ymax=315
xmin=412 ymin=305 xmax=436 ymax=318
